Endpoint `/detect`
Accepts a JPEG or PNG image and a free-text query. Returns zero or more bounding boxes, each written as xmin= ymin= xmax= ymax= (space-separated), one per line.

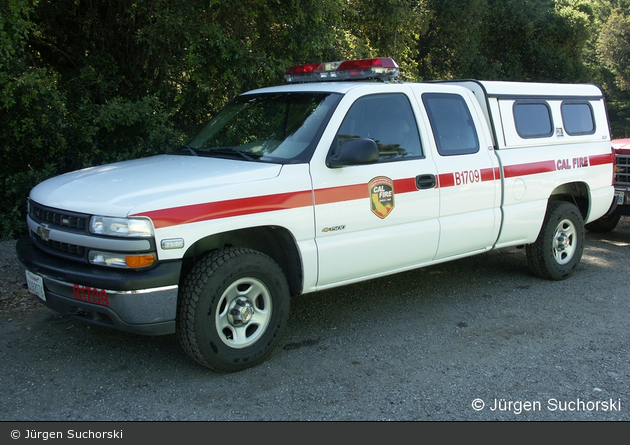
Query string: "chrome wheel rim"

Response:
xmin=553 ymin=218 xmax=577 ymax=265
xmin=215 ymin=277 xmax=272 ymax=349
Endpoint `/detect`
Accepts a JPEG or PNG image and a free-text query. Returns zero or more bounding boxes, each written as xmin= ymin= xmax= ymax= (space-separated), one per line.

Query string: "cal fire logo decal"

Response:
xmin=369 ymin=176 xmax=395 ymax=219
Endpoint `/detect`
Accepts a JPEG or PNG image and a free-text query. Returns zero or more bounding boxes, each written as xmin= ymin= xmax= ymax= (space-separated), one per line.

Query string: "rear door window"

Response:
xmin=422 ymin=93 xmax=480 ymax=156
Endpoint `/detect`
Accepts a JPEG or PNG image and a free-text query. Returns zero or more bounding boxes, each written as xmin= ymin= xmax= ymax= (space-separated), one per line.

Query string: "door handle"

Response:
xmin=416 ymin=174 xmax=436 ymax=189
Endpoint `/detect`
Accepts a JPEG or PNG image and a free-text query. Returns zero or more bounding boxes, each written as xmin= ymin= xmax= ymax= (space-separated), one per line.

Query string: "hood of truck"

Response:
xmin=613 ymin=138 xmax=630 ymax=153
xmin=29 ymin=155 xmax=283 ymax=217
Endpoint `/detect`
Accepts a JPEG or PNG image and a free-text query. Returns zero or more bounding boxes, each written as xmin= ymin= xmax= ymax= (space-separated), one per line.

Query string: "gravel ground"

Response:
xmin=1 ymin=218 xmax=629 ymax=421
xmin=0 ymin=240 xmax=39 ymax=315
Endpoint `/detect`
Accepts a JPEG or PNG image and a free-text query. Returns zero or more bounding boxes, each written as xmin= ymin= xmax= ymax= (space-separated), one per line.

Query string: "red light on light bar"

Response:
xmin=285 ymin=63 xmax=320 ymax=75
xmin=337 ymin=57 xmax=398 ymax=71
xmin=285 ymin=57 xmax=399 ymax=83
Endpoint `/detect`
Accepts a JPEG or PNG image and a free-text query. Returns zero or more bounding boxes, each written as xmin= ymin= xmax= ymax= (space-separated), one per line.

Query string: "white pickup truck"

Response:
xmin=17 ymin=58 xmax=615 ymax=372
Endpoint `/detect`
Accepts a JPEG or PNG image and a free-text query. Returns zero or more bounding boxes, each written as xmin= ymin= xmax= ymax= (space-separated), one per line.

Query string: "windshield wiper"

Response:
xmin=173 ymin=145 xmax=199 ymax=156
xmin=205 ymin=147 xmax=261 ymax=161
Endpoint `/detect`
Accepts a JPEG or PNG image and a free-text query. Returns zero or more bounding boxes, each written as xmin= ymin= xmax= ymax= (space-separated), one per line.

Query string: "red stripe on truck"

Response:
xmin=135 ymin=156 xmax=610 ymax=229
xmin=503 ymin=160 xmax=557 ymax=178
xmin=138 ymin=191 xmax=313 ymax=229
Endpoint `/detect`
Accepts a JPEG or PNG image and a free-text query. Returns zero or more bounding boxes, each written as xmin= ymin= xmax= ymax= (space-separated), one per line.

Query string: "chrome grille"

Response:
xmin=29 ymin=201 xmax=90 ymax=261
xmin=616 ymin=154 xmax=630 ymax=185
xmin=37 ymin=237 xmax=86 ymax=258
xmin=29 ymin=201 xmax=89 ymax=231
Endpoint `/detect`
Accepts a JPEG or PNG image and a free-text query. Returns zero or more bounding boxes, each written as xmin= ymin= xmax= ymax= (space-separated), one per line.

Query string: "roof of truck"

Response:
xmin=242 ymin=57 xmax=605 ymax=99
xmin=477 ymin=80 xmax=604 ymax=99
xmin=245 ymin=78 xmax=605 ymax=100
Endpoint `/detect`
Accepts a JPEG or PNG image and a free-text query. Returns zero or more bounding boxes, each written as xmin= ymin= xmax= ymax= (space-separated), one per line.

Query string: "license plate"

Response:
xmin=615 ymin=191 xmax=625 ymax=205
xmin=25 ymin=270 xmax=46 ymax=302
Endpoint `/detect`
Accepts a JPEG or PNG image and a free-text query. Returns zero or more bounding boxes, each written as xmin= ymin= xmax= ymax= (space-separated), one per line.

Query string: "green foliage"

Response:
xmin=343 ymin=0 xmax=430 ymax=80
xmin=599 ymin=9 xmax=630 ymax=91
xmin=583 ymin=0 xmax=630 ymax=138
xmin=596 ymin=6 xmax=630 ymax=137
xmin=416 ymin=0 xmax=487 ymax=80
xmin=1 ymin=0 xmax=629 ymax=238
xmin=418 ymin=0 xmax=592 ymax=81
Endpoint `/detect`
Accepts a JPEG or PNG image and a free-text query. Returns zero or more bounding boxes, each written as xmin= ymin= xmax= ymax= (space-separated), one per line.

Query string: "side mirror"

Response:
xmin=327 ymin=138 xmax=380 ymax=168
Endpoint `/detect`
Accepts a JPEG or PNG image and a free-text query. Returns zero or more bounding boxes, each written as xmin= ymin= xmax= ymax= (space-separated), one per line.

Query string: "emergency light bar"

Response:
xmin=285 ymin=57 xmax=399 ymax=83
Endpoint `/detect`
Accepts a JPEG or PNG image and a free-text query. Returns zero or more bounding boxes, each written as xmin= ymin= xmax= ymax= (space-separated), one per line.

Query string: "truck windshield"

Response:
xmin=186 ymin=92 xmax=341 ymax=164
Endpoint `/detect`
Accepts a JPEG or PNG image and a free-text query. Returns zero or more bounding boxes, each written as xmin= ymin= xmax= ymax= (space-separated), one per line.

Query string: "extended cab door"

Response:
xmin=309 ymin=85 xmax=441 ymax=288
xmin=412 ymin=86 xmax=502 ymax=259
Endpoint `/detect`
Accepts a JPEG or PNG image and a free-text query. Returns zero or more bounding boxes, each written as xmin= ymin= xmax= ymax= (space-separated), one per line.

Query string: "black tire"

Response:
xmin=176 ymin=247 xmax=290 ymax=372
xmin=585 ymin=214 xmax=621 ymax=233
xmin=526 ymin=201 xmax=585 ymax=281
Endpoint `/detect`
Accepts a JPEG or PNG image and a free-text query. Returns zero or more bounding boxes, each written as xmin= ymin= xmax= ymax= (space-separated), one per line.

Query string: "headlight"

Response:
xmin=90 ymin=216 xmax=154 ymax=237
xmin=89 ymin=250 xmax=156 ymax=269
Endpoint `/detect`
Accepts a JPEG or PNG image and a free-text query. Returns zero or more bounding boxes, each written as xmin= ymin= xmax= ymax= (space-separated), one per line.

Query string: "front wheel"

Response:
xmin=526 ymin=201 xmax=585 ymax=280
xmin=176 ymin=247 xmax=290 ymax=372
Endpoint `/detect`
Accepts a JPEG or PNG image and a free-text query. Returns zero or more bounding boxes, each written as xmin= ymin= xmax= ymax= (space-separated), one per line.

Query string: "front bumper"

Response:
xmin=16 ymin=236 xmax=181 ymax=335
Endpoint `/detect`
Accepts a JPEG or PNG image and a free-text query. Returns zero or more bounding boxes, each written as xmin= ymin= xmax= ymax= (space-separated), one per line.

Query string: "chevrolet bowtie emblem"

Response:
xmin=37 ymin=224 xmax=51 ymax=242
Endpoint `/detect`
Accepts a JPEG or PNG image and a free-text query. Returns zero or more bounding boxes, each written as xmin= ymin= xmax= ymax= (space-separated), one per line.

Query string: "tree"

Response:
xmin=343 ymin=0 xmax=430 ymax=80
xmin=599 ymin=9 xmax=630 ymax=92
xmin=586 ymin=0 xmax=630 ymax=137
xmin=417 ymin=0 xmax=592 ymax=82
xmin=1 ymin=0 xmax=629 ymax=238
xmin=1 ymin=0 xmax=68 ymax=238
xmin=416 ymin=0 xmax=488 ymax=80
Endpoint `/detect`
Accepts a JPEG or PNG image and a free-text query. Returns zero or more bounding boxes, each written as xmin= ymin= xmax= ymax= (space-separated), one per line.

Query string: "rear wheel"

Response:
xmin=526 ymin=201 xmax=584 ymax=280
xmin=176 ymin=247 xmax=290 ymax=372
